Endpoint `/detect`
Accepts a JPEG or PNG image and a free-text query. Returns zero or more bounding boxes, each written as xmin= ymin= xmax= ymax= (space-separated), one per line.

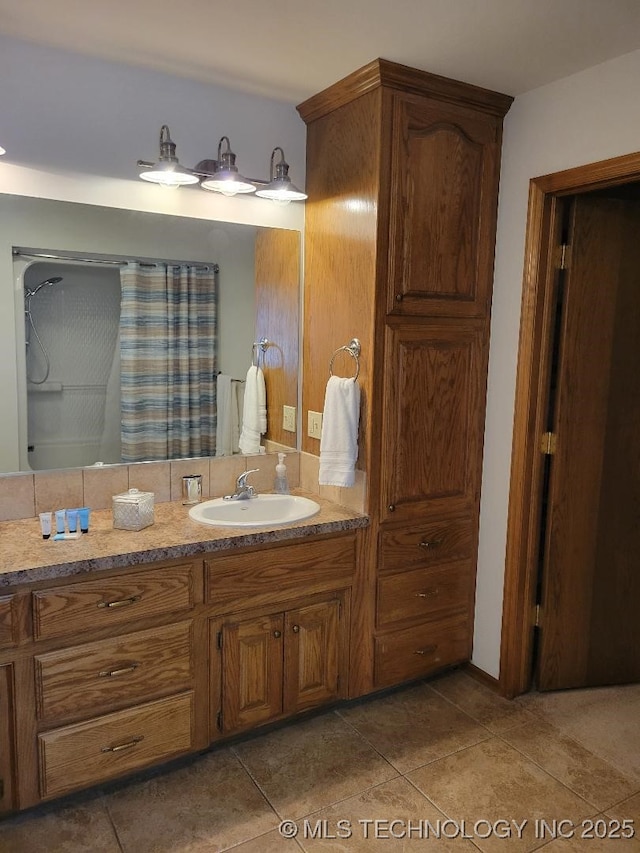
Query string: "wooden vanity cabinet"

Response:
xmin=299 ymin=59 xmax=512 ymax=693
xmin=207 ymin=534 xmax=355 ymax=738
xmin=0 ymin=664 xmax=16 ymax=814
xmin=28 ymin=560 xmax=203 ymax=802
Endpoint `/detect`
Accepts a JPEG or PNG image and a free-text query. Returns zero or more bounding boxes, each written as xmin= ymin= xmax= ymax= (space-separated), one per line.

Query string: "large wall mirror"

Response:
xmin=0 ymin=193 xmax=300 ymax=475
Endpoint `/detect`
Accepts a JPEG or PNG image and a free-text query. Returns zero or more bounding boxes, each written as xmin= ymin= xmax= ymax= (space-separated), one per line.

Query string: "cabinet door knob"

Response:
xmin=292 ymin=625 xmax=300 ymax=633
xmin=273 ymin=630 xmax=282 ymax=639
xmin=419 ymin=539 xmax=442 ymax=549
xmin=414 ymin=644 xmax=438 ymax=656
xmin=388 ymin=504 xmax=396 ymax=512
xmin=396 ymin=293 xmax=403 ymax=302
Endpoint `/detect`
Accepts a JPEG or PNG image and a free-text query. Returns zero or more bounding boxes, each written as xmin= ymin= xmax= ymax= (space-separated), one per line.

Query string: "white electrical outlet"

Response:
xmin=282 ymin=405 xmax=296 ymax=433
xmin=307 ymin=410 xmax=323 ymax=440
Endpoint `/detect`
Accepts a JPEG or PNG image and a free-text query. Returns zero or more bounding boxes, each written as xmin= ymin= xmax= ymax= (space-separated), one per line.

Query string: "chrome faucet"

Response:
xmin=223 ymin=469 xmax=260 ymax=500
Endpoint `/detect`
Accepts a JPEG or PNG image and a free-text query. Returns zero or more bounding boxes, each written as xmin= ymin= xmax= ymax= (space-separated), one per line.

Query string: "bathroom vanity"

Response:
xmin=0 ymin=499 xmax=364 ymax=814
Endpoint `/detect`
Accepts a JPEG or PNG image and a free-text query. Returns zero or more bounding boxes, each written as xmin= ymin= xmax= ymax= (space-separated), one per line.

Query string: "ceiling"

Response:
xmin=1 ymin=0 xmax=640 ymax=103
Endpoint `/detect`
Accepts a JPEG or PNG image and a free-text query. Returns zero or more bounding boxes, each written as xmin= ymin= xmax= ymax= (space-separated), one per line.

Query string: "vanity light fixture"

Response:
xmin=137 ymin=125 xmax=200 ymax=188
xmin=255 ymin=147 xmax=308 ymax=203
xmin=200 ymin=136 xmax=256 ymax=195
xmin=137 ymin=127 xmax=306 ymax=202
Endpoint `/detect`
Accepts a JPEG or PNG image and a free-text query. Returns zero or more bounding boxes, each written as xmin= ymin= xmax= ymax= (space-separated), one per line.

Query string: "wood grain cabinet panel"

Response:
xmin=376 ymin=562 xmax=473 ymax=629
xmin=217 ymin=592 xmax=349 ymax=736
xmin=379 ymin=516 xmax=473 ymax=574
xmin=35 ymin=621 xmax=193 ymax=723
xmin=387 ymin=93 xmax=503 ymax=318
xmin=374 ymin=617 xmax=470 ymax=688
xmin=38 ymin=691 xmax=194 ymax=800
xmin=0 ymin=664 xmax=16 ymax=815
xmin=0 ymin=596 xmax=18 ymax=649
xmin=380 ymin=321 xmax=487 ymax=524
xmin=33 ymin=562 xmax=196 ymax=641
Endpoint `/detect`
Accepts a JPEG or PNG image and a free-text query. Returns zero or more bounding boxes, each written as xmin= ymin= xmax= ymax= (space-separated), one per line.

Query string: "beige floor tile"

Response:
xmin=538 ymin=694 xmax=640 ymax=784
xmin=338 ymin=682 xmax=490 ymax=773
xmin=408 ymin=738 xmax=594 ymax=853
xmin=517 ymin=685 xmax=640 ymax=722
xmin=535 ymin=813 xmax=640 ymax=852
xmin=227 ymin=828 xmax=303 ymax=852
xmin=503 ymin=718 xmax=638 ymax=811
xmin=0 ymin=798 xmax=120 ymax=853
xmin=234 ymin=712 xmax=398 ymax=820
xmin=295 ymin=777 xmax=477 ymax=852
xmin=431 ymin=670 xmax=536 ymax=733
xmin=105 ymin=749 xmax=278 ymax=853
xmin=606 ymin=791 xmax=640 ymax=826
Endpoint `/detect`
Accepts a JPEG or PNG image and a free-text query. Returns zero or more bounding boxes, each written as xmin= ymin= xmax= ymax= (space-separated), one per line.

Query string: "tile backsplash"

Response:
xmin=0 ymin=453 xmax=302 ymax=522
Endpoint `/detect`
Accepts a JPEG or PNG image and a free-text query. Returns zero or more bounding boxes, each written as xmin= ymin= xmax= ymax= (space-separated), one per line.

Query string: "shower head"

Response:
xmin=25 ymin=276 xmax=63 ymax=299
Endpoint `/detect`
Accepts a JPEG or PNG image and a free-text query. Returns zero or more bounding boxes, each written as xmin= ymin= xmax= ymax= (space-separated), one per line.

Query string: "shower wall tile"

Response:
xmin=83 ymin=465 xmax=129 ymax=510
xmin=0 ymin=473 xmax=35 ymax=521
xmin=127 ymin=462 xmax=171 ymax=503
xmin=35 ymin=469 xmax=84 ymax=514
xmin=170 ymin=460 xmax=210 ymax=502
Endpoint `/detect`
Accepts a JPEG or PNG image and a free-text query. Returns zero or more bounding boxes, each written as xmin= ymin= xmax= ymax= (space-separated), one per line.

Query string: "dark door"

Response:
xmin=537 ymin=195 xmax=640 ymax=690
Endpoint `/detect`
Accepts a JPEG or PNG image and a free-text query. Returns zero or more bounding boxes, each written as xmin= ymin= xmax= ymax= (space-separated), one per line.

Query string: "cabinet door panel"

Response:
xmin=284 ymin=597 xmax=345 ymax=713
xmin=380 ymin=322 xmax=487 ymax=523
xmin=387 ymin=93 xmax=501 ymax=318
xmin=0 ymin=665 xmax=15 ymax=815
xmin=222 ymin=613 xmax=284 ymax=734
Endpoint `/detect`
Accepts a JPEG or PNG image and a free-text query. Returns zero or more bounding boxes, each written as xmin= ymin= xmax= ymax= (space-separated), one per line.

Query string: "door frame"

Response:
xmin=499 ymin=150 xmax=640 ymax=699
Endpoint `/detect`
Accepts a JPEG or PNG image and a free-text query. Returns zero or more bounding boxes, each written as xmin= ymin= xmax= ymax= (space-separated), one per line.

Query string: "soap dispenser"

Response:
xmin=274 ymin=453 xmax=290 ymax=494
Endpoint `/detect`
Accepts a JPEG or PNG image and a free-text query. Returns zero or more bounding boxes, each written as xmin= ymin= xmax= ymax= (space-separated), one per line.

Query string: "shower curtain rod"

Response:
xmin=12 ymin=247 xmax=218 ymax=273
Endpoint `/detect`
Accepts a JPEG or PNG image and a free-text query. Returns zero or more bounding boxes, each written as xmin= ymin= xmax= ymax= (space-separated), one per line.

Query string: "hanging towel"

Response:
xmin=239 ymin=364 xmax=267 ymax=454
xmin=216 ymin=374 xmax=233 ymax=457
xmin=319 ymin=376 xmax=361 ymax=487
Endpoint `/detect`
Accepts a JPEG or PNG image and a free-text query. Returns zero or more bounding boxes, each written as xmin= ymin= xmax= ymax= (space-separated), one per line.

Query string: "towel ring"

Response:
xmin=252 ymin=337 xmax=271 ymax=367
xmin=329 ymin=338 xmax=361 ymax=381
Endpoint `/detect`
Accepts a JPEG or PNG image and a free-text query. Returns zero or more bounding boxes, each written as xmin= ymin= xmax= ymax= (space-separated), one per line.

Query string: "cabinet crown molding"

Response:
xmin=296 ymin=58 xmax=514 ymax=125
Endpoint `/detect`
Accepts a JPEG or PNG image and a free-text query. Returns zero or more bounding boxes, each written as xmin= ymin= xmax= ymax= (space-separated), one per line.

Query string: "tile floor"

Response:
xmin=1 ymin=669 xmax=639 ymax=852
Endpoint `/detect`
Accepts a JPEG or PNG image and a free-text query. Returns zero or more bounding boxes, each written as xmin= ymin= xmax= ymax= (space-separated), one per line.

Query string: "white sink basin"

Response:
xmin=188 ymin=494 xmax=321 ymax=528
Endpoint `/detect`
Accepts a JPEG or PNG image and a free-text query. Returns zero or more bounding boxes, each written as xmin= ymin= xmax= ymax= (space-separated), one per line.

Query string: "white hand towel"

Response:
xmin=319 ymin=376 xmax=361 ymax=487
xmin=239 ymin=364 xmax=267 ymax=454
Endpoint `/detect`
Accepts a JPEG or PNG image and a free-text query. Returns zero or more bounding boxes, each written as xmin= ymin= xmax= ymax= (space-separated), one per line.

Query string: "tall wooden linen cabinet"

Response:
xmin=298 ymin=60 xmax=512 ymax=696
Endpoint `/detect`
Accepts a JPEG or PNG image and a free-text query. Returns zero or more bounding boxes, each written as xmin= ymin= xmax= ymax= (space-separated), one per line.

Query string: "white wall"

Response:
xmin=474 ymin=48 xmax=640 ymax=678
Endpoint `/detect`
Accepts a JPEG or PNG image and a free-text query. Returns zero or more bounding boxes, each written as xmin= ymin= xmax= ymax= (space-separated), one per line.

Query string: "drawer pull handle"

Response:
xmin=98 ymin=663 xmax=139 ymax=678
xmin=292 ymin=625 xmax=300 ymax=633
xmin=414 ymin=644 xmax=438 ymax=656
xmin=416 ymin=589 xmax=440 ymax=599
xmin=101 ymin=735 xmax=144 ymax=753
xmin=97 ymin=595 xmax=141 ymax=610
xmin=419 ymin=539 xmax=442 ymax=549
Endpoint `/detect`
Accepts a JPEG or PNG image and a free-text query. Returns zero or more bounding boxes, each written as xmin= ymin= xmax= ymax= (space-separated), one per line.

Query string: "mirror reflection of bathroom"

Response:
xmin=23 ymin=260 xmax=123 ymax=470
xmin=20 ymin=254 xmax=226 ymax=471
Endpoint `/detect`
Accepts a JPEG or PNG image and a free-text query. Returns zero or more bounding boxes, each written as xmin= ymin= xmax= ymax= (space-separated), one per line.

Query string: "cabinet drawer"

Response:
xmin=207 ymin=535 xmax=355 ymax=614
xmin=35 ymin=621 xmax=193 ymax=722
xmin=0 ymin=595 xmax=17 ymax=649
xmin=377 ymin=562 xmax=473 ymax=629
xmin=379 ymin=517 xmax=473 ymax=574
xmin=374 ymin=617 xmax=470 ymax=689
xmin=33 ymin=563 xmax=196 ymax=641
xmin=38 ymin=691 xmax=194 ymax=799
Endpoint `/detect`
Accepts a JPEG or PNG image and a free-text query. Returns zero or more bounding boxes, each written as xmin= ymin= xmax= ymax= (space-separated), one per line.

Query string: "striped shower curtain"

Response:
xmin=120 ymin=263 xmax=217 ymax=462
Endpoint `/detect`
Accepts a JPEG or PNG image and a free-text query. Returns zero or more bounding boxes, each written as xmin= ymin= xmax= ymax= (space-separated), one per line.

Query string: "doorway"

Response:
xmin=500 ymin=151 xmax=640 ymax=699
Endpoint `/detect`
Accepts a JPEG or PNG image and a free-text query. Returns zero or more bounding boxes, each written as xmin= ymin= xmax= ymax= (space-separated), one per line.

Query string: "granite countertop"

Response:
xmin=0 ymin=492 xmax=368 ymax=588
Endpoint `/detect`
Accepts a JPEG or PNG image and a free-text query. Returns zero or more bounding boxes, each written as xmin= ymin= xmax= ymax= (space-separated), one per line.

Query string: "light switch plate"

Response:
xmin=283 ymin=405 xmax=296 ymax=433
xmin=307 ymin=410 xmax=323 ymax=440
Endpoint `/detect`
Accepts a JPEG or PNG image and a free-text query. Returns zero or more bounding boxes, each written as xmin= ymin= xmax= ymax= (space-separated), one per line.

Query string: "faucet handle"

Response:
xmin=237 ymin=468 xmax=260 ymax=488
